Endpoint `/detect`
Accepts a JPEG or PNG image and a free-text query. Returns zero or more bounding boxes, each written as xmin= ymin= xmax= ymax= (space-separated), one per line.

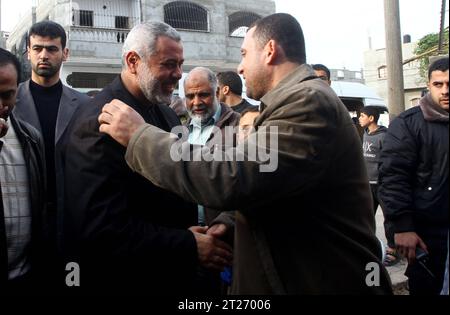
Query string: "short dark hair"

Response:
xmin=312 ymin=64 xmax=331 ymax=80
xmin=428 ymin=57 xmax=449 ymax=80
xmin=251 ymin=13 xmax=306 ymax=64
xmin=240 ymin=105 xmax=259 ymax=118
xmin=360 ymin=106 xmax=380 ymax=123
xmin=0 ymin=48 xmax=21 ymax=85
xmin=28 ymin=20 xmax=67 ymax=49
xmin=217 ymin=71 xmax=243 ymax=95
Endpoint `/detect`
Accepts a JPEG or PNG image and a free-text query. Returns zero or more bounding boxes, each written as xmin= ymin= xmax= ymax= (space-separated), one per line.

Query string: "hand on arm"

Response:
xmin=98 ymin=99 xmax=146 ymax=147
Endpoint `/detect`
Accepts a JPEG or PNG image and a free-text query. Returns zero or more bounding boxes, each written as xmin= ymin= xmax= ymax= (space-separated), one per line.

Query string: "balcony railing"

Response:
xmin=69 ymin=27 xmax=130 ymax=43
xmin=71 ymin=0 xmax=140 ymax=30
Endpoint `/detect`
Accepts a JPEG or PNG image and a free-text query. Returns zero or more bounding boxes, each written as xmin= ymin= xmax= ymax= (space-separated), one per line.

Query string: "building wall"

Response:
xmin=364 ymin=42 xmax=427 ymax=110
xmin=7 ymin=0 xmax=275 ymax=89
xmin=330 ymin=68 xmax=364 ymax=84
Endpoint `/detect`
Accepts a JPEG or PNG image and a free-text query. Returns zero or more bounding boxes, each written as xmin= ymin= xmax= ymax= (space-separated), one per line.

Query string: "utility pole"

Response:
xmin=438 ymin=0 xmax=447 ymax=54
xmin=384 ymin=0 xmax=405 ymax=119
xmin=32 ymin=0 xmax=37 ymax=25
xmin=0 ymin=0 xmax=5 ymax=49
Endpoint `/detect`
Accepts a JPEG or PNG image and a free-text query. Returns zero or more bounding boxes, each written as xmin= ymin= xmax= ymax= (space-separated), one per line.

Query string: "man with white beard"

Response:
xmin=59 ymin=22 xmax=232 ymax=295
xmin=182 ymin=67 xmax=240 ymax=294
xmin=184 ymin=67 xmax=240 ymax=148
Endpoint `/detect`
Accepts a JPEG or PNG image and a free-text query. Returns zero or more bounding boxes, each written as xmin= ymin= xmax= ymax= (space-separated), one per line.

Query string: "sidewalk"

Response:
xmin=375 ymin=209 xmax=409 ymax=295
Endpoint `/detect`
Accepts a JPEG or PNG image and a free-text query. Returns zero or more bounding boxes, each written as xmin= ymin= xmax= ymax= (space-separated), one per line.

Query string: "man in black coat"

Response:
xmin=379 ymin=57 xmax=449 ymax=295
xmin=60 ymin=22 xmax=232 ymax=295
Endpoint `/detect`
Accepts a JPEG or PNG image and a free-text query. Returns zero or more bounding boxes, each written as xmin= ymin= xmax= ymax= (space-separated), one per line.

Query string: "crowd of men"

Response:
xmin=0 ymin=13 xmax=448 ymax=296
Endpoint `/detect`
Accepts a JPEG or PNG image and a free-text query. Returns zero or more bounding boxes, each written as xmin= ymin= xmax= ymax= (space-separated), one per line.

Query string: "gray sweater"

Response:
xmin=362 ymin=125 xmax=387 ymax=183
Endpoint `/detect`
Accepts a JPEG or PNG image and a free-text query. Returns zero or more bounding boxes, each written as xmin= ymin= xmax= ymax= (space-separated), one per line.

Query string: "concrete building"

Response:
xmin=364 ymin=37 xmax=427 ymax=110
xmin=329 ymin=68 xmax=365 ymax=84
xmin=6 ymin=0 xmax=275 ymax=92
xmin=0 ymin=32 xmax=8 ymax=49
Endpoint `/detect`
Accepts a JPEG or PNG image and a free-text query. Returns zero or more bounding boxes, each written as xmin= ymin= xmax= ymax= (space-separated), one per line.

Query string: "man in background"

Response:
xmin=312 ymin=63 xmax=331 ymax=86
xmin=379 ymin=57 xmax=449 ymax=295
xmin=359 ymin=106 xmax=398 ymax=266
xmin=217 ymin=71 xmax=256 ymax=114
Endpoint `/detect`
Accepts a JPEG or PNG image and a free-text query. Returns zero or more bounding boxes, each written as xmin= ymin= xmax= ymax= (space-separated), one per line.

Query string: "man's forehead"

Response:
xmin=29 ymin=35 xmax=62 ymax=46
xmin=430 ymin=70 xmax=449 ymax=82
xmin=241 ymin=27 xmax=256 ymax=48
xmin=185 ymin=79 xmax=213 ymax=91
xmin=0 ymin=64 xmax=18 ymax=83
xmin=155 ymin=36 xmax=182 ymax=52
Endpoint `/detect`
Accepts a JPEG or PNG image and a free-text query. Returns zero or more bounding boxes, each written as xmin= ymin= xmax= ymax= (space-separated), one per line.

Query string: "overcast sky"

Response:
xmin=1 ymin=0 xmax=448 ymax=70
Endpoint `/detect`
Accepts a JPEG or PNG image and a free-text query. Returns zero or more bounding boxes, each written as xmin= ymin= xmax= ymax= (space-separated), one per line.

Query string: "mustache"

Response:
xmin=37 ymin=62 xmax=52 ymax=66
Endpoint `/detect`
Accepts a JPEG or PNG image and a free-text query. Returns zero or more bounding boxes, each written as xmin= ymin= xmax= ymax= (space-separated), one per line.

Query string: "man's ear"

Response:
xmin=125 ymin=51 xmax=141 ymax=74
xmin=265 ymin=40 xmax=278 ymax=65
xmin=223 ymin=85 xmax=230 ymax=95
xmin=62 ymin=48 xmax=69 ymax=62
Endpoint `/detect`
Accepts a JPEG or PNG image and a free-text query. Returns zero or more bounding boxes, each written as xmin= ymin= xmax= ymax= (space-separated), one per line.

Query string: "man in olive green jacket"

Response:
xmin=98 ymin=14 xmax=392 ymax=294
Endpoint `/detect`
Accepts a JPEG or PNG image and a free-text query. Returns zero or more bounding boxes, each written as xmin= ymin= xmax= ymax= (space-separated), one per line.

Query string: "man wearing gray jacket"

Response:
xmin=13 ymin=21 xmax=89 ymax=288
xmin=98 ymin=13 xmax=392 ymax=295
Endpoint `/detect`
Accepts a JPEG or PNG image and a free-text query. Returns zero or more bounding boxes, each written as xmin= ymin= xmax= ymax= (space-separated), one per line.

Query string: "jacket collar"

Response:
xmin=419 ymin=93 xmax=449 ymax=123
xmin=15 ymin=79 xmax=83 ymax=144
xmin=260 ymin=64 xmax=316 ymax=112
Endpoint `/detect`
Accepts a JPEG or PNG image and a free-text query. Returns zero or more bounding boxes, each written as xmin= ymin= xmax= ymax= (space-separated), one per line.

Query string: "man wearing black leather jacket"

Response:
xmin=0 ymin=48 xmax=47 ymax=294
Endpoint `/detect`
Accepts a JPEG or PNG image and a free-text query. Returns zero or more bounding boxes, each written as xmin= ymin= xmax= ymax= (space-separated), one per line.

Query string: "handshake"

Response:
xmin=189 ymin=224 xmax=233 ymax=272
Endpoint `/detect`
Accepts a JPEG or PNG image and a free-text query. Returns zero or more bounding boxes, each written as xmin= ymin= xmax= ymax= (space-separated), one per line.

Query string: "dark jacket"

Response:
xmin=13 ymin=80 xmax=90 ymax=262
xmin=0 ymin=114 xmax=46 ymax=286
xmin=362 ymin=126 xmax=387 ymax=183
xmin=187 ymin=103 xmax=240 ymax=240
xmin=231 ymin=98 xmax=257 ymax=114
xmin=60 ymin=76 xmax=198 ymax=294
xmin=124 ymin=65 xmax=393 ymax=294
xmin=378 ymin=98 xmax=449 ymax=234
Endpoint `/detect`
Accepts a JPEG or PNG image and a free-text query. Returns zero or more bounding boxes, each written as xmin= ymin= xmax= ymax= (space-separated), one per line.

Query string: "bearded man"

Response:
xmin=60 ymin=22 xmax=232 ymax=295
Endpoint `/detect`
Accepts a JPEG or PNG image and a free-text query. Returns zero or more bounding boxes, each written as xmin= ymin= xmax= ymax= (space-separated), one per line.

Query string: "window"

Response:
xmin=115 ymin=16 xmax=129 ymax=29
xmin=74 ymin=10 xmax=93 ymax=27
xmin=378 ymin=66 xmax=387 ymax=79
xmin=229 ymin=11 xmax=261 ymax=37
xmin=164 ymin=1 xmax=208 ymax=32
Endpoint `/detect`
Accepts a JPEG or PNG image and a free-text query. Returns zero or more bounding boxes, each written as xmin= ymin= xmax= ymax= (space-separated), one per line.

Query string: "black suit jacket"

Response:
xmin=60 ymin=77 xmax=198 ymax=294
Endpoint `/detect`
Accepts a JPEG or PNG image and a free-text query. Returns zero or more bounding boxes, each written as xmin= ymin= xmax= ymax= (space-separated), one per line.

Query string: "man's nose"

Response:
xmin=192 ymin=95 xmax=203 ymax=106
xmin=173 ymin=65 xmax=182 ymax=80
xmin=39 ymin=48 xmax=50 ymax=60
xmin=237 ymin=62 xmax=244 ymax=75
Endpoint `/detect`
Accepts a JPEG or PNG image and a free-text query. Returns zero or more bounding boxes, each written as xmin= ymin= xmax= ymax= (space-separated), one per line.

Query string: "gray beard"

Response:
xmin=137 ymin=65 xmax=172 ymax=105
